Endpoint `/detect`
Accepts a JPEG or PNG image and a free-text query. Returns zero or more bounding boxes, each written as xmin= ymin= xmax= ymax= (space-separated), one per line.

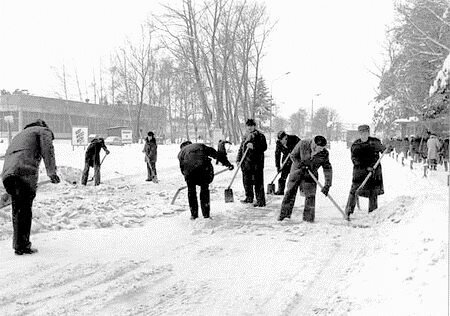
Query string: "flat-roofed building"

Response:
xmin=0 ymin=94 xmax=166 ymax=140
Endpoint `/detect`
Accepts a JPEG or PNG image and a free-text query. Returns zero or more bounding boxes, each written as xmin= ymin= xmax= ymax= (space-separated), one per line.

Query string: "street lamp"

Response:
xmin=270 ymin=71 xmax=291 ymax=144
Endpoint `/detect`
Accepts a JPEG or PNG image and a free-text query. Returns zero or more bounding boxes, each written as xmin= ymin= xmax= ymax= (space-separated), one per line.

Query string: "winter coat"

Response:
xmin=143 ymin=137 xmax=158 ymax=163
xmin=441 ymin=139 xmax=449 ymax=160
xmin=2 ymin=125 xmax=57 ymax=192
xmin=427 ymin=135 xmax=441 ymax=160
xmin=217 ymin=140 xmax=231 ymax=155
xmin=350 ymin=136 xmax=386 ymax=197
xmin=275 ymin=134 xmax=300 ymax=171
xmin=236 ymin=129 xmax=267 ymax=172
xmin=178 ymin=143 xmax=232 ymax=184
xmin=85 ymin=138 xmax=108 ymax=167
xmin=289 ymin=139 xmax=332 ymax=197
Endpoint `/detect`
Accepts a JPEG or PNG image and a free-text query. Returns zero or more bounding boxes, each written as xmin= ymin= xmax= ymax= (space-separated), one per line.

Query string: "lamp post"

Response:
xmin=310 ymin=93 xmax=321 ymax=136
xmin=270 ymin=71 xmax=291 ymax=144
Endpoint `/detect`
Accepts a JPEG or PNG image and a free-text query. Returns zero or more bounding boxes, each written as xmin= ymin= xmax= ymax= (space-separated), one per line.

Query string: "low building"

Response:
xmin=0 ymin=94 xmax=166 ymax=140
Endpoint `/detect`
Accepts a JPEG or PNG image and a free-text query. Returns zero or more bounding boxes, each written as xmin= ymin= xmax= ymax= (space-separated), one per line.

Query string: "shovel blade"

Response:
xmin=224 ymin=188 xmax=234 ymax=203
xmin=266 ymin=183 xmax=275 ymax=195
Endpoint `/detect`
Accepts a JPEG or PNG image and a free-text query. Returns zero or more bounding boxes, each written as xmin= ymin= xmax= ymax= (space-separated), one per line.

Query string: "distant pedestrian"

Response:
xmin=2 ymin=119 xmax=60 ymax=255
xmin=178 ymin=141 xmax=234 ymax=219
xmin=278 ymin=136 xmax=332 ymax=222
xmin=441 ymin=138 xmax=449 ymax=171
xmin=143 ymin=131 xmax=158 ymax=182
xmin=427 ymin=133 xmax=441 ymax=170
xmin=216 ymin=139 xmax=232 ymax=165
xmin=345 ymin=124 xmax=388 ymax=218
xmin=274 ymin=131 xmax=300 ymax=195
xmin=237 ymin=119 xmax=267 ymax=207
xmin=81 ymin=137 xmax=110 ymax=185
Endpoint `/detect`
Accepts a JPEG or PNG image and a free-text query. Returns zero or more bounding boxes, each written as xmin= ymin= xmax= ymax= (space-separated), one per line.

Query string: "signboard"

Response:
xmin=72 ymin=126 xmax=88 ymax=146
xmin=4 ymin=115 xmax=13 ymax=124
xmin=121 ymin=129 xmax=133 ymax=144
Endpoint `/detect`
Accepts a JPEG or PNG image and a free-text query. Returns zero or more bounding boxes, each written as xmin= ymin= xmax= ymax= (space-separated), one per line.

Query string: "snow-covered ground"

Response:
xmin=0 ymin=140 xmax=448 ymax=315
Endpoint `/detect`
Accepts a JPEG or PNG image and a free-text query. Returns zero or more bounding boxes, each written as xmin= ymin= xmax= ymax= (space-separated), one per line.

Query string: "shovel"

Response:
xmin=267 ymin=153 xmax=292 ymax=194
xmin=307 ymin=170 xmax=347 ymax=220
xmin=224 ymin=147 xmax=250 ymax=203
xmin=171 ymin=168 xmax=229 ymax=205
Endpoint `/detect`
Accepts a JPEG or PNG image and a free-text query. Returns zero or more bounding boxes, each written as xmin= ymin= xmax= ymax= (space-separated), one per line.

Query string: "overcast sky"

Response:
xmin=0 ymin=0 xmax=394 ymax=125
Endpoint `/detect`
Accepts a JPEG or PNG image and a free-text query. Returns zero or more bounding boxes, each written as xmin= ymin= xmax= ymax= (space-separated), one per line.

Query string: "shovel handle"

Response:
xmin=270 ymin=153 xmax=292 ymax=184
xmin=356 ymin=147 xmax=389 ymax=193
xmin=307 ymin=170 xmax=346 ymax=219
xmin=171 ymin=168 xmax=229 ymax=205
xmin=227 ymin=147 xmax=249 ymax=190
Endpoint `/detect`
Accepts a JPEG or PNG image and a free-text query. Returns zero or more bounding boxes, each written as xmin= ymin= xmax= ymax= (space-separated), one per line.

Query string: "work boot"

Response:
xmin=240 ymin=198 xmax=253 ymax=204
xmin=277 ymin=214 xmax=290 ymax=221
xmin=15 ymin=247 xmax=38 ymax=255
xmin=253 ymin=201 xmax=266 ymax=207
xmin=274 ymin=190 xmax=284 ymax=195
xmin=190 ymin=215 xmax=198 ymax=220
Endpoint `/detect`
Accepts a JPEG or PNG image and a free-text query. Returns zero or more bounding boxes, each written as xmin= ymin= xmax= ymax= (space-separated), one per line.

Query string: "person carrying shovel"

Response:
xmin=272 ymin=131 xmax=300 ymax=195
xmin=236 ymin=119 xmax=267 ymax=207
xmin=81 ymin=136 xmax=110 ymax=186
xmin=344 ymin=124 xmax=390 ymax=218
xmin=278 ymin=135 xmax=332 ymax=222
xmin=178 ymin=141 xmax=234 ymax=220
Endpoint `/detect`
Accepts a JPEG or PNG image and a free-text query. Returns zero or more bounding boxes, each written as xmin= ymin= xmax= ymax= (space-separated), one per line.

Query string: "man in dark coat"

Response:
xmin=2 ymin=119 xmax=60 ymax=255
xmin=278 ymin=136 xmax=332 ymax=222
xmin=143 ymin=131 xmax=158 ymax=182
xmin=216 ymin=139 xmax=231 ymax=165
xmin=345 ymin=124 xmax=388 ymax=218
xmin=81 ymin=137 xmax=110 ymax=186
xmin=178 ymin=141 xmax=234 ymax=219
xmin=236 ymin=119 xmax=267 ymax=207
xmin=274 ymin=131 xmax=301 ymax=195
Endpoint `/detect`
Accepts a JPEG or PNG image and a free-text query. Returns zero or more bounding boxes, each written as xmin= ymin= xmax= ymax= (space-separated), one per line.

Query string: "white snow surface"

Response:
xmin=0 ymin=141 xmax=448 ymax=315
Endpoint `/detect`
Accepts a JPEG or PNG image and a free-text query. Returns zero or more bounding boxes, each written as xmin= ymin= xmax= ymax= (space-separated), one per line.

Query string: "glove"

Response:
xmin=300 ymin=159 xmax=312 ymax=171
xmin=321 ymin=184 xmax=331 ymax=196
xmin=228 ymin=164 xmax=234 ymax=171
xmin=246 ymin=143 xmax=254 ymax=150
xmin=366 ymin=167 xmax=374 ymax=173
xmin=105 ymin=150 xmax=111 ymax=155
xmin=50 ymin=174 xmax=60 ymax=184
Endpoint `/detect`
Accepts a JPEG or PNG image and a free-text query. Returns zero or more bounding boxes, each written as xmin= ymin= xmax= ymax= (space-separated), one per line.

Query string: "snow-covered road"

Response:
xmin=0 ymin=141 xmax=447 ymax=315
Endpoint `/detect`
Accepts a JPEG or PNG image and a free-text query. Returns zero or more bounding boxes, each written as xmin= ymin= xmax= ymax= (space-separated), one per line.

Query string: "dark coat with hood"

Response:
xmin=85 ymin=138 xmax=108 ymax=167
xmin=178 ymin=143 xmax=232 ymax=184
xmin=289 ymin=139 xmax=332 ymax=196
xmin=236 ymin=129 xmax=267 ymax=172
xmin=143 ymin=137 xmax=157 ymax=163
xmin=350 ymin=136 xmax=386 ymax=197
xmin=2 ymin=120 xmax=57 ymax=193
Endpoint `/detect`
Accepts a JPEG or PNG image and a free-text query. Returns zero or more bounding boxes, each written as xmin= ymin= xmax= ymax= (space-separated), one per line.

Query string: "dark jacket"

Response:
xmin=85 ymin=138 xmax=108 ymax=167
xmin=217 ymin=140 xmax=231 ymax=154
xmin=178 ymin=143 xmax=232 ymax=184
xmin=289 ymin=139 xmax=332 ymax=196
xmin=350 ymin=136 xmax=386 ymax=197
xmin=275 ymin=134 xmax=300 ymax=170
xmin=236 ymin=129 xmax=267 ymax=171
xmin=2 ymin=124 xmax=57 ymax=190
xmin=143 ymin=137 xmax=157 ymax=163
